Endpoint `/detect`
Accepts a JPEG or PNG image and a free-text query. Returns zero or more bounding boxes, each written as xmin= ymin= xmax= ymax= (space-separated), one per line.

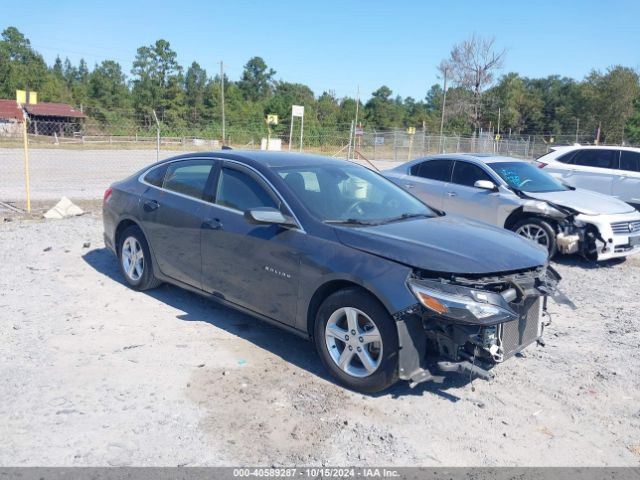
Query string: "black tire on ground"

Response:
xmin=510 ymin=217 xmax=558 ymax=258
xmin=118 ymin=225 xmax=162 ymax=291
xmin=314 ymin=287 xmax=399 ymax=393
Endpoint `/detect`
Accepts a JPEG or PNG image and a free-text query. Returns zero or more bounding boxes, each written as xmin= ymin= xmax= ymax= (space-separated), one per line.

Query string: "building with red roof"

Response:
xmin=0 ymin=99 xmax=85 ymax=137
xmin=0 ymin=99 xmax=24 ymax=135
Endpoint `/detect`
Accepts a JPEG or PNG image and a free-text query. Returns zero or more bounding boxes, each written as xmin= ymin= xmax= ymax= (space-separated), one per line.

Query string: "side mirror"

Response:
xmin=244 ymin=207 xmax=296 ymax=227
xmin=474 ymin=180 xmax=497 ymax=191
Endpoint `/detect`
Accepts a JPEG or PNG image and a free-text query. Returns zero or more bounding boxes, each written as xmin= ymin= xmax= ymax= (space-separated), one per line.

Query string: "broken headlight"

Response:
xmin=524 ymin=200 xmax=565 ymax=218
xmin=408 ymin=281 xmax=518 ymax=326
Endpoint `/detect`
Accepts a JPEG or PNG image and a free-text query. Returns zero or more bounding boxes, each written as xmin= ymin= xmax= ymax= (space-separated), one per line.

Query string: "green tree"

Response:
xmin=52 ymin=56 xmax=64 ymax=79
xmin=238 ymin=56 xmax=275 ymax=102
xmin=131 ymin=39 xmax=183 ymax=126
xmin=625 ymin=99 xmax=640 ymax=144
xmin=0 ymin=27 xmax=48 ymax=98
xmin=483 ymin=73 xmax=543 ymax=134
xmin=316 ymin=91 xmax=340 ymax=126
xmin=582 ymin=66 xmax=640 ymax=143
xmin=266 ymin=82 xmax=314 ymax=121
xmin=89 ymin=60 xmax=130 ymax=109
xmin=365 ymin=86 xmax=404 ymax=128
xmin=185 ymin=61 xmax=207 ymax=124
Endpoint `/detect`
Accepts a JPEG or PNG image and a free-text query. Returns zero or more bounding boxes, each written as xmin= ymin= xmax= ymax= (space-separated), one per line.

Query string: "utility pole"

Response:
xmin=353 ymin=85 xmax=360 ymax=160
xmin=575 ymin=118 xmax=579 ymax=144
xmin=220 ymin=61 xmax=226 ymax=145
xmin=439 ymin=68 xmax=447 ymax=153
xmin=497 ymin=107 xmax=501 ymax=135
xmin=347 ymin=120 xmax=354 ymax=161
xmin=152 ymin=109 xmax=160 ymax=162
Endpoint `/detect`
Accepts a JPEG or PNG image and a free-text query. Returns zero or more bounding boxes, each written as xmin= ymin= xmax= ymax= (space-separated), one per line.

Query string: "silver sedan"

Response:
xmin=383 ymin=154 xmax=640 ymax=261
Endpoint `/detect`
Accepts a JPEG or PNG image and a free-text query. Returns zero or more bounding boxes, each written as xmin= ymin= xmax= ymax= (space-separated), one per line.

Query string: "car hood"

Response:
xmin=525 ymin=189 xmax=635 ymax=215
xmin=334 ymin=215 xmax=548 ymax=275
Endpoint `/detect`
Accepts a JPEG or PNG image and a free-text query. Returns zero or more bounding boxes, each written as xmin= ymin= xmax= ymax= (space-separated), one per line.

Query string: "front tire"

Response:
xmin=118 ymin=225 xmax=161 ymax=291
xmin=314 ymin=287 xmax=399 ymax=393
xmin=511 ymin=217 xmax=557 ymax=258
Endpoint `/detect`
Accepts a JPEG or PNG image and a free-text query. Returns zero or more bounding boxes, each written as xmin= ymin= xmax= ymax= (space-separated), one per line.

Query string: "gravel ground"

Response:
xmin=1 ymin=210 xmax=640 ymax=467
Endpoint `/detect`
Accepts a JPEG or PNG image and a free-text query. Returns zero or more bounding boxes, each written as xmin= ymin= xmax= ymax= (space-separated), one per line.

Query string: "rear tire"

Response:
xmin=314 ymin=287 xmax=399 ymax=393
xmin=511 ymin=217 xmax=557 ymax=258
xmin=118 ymin=225 xmax=161 ymax=291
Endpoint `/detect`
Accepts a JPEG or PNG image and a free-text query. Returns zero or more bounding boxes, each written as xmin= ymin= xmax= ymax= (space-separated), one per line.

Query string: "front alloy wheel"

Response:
xmin=515 ymin=223 xmax=550 ymax=248
xmin=325 ymin=307 xmax=383 ymax=378
xmin=314 ymin=287 xmax=398 ymax=393
xmin=512 ymin=217 xmax=557 ymax=258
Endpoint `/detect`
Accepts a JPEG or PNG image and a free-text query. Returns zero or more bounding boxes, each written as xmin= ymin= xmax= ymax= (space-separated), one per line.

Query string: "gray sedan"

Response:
xmin=383 ymin=154 xmax=640 ymax=261
xmin=103 ymin=151 xmax=558 ymax=392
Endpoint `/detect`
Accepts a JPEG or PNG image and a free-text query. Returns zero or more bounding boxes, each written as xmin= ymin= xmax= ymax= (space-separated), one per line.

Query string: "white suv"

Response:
xmin=537 ymin=146 xmax=640 ymax=210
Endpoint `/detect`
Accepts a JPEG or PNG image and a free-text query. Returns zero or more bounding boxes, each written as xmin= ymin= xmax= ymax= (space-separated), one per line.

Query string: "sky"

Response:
xmin=3 ymin=0 xmax=640 ymax=101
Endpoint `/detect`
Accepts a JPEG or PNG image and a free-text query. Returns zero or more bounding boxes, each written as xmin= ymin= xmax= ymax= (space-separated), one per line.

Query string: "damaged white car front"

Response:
xmin=520 ymin=195 xmax=640 ymax=261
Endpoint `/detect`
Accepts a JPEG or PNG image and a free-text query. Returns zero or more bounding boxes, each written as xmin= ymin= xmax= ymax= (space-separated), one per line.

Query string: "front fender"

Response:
xmin=295 ymin=235 xmax=418 ymax=333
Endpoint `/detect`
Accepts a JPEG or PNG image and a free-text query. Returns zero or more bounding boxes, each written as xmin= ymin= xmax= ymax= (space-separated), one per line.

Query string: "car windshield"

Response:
xmin=488 ymin=161 xmax=569 ymax=193
xmin=274 ymin=163 xmax=436 ymax=225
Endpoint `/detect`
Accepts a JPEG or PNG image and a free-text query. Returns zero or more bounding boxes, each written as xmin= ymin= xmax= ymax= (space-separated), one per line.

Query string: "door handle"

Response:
xmin=404 ymin=183 xmax=415 ymax=189
xmin=143 ymin=199 xmax=159 ymax=212
xmin=446 ymin=191 xmax=457 ymax=197
xmin=202 ymin=218 xmax=222 ymax=230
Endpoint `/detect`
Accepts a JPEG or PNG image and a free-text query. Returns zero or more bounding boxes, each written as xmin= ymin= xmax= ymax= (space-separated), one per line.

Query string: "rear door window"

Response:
xmin=413 ymin=160 xmax=453 ymax=182
xmin=555 ymin=151 xmax=577 ymax=164
xmin=144 ymin=164 xmax=169 ymax=187
xmin=572 ymin=149 xmax=618 ymax=169
xmin=162 ymin=160 xmax=215 ymax=200
xmin=620 ymin=151 xmax=640 ymax=172
xmin=451 ymin=161 xmax=493 ymax=187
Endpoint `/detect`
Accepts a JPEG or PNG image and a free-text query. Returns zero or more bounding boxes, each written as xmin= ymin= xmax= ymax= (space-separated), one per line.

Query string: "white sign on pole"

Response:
xmin=289 ymin=105 xmax=305 ymax=152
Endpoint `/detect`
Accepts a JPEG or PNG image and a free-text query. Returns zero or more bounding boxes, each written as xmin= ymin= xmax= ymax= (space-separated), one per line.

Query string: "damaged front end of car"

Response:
xmin=394 ymin=265 xmax=562 ymax=387
xmin=519 ymin=194 xmax=613 ymax=260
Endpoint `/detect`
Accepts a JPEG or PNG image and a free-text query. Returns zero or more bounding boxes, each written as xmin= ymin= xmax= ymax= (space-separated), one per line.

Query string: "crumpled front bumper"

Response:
xmin=394 ymin=266 xmax=561 ymax=387
xmin=576 ymin=211 xmax=640 ymax=261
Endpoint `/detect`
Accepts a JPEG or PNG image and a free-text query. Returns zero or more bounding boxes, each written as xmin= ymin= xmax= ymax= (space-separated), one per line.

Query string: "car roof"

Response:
xmin=157 ymin=150 xmax=356 ymax=170
xmin=550 ymin=145 xmax=640 ymax=153
xmin=402 ymin=153 xmax=526 ymax=166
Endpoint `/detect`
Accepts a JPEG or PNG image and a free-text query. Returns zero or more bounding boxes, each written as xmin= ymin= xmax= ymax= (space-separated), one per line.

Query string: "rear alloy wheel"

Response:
xmin=122 ymin=236 xmax=144 ymax=282
xmin=512 ymin=217 xmax=557 ymax=258
xmin=314 ymin=287 xmax=398 ymax=393
xmin=118 ymin=225 xmax=161 ymax=291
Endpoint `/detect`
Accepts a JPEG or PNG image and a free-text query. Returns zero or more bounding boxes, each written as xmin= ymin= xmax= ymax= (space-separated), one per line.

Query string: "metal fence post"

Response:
xmin=21 ymin=110 xmax=31 ymax=213
xmin=393 ymin=130 xmax=397 ymax=162
xmin=373 ymin=129 xmax=377 ymax=160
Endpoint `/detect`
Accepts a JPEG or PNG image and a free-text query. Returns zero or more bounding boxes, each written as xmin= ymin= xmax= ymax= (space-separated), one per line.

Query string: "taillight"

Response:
xmin=536 ymin=162 xmax=547 ymax=169
xmin=103 ymin=187 xmax=113 ymax=203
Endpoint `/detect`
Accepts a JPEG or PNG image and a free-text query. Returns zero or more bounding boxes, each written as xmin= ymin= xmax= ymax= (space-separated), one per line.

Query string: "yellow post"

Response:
xmin=21 ymin=113 xmax=31 ymax=213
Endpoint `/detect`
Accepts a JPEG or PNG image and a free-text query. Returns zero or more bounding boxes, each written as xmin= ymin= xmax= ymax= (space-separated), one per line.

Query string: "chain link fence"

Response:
xmin=1 ymin=113 xmax=637 ymax=211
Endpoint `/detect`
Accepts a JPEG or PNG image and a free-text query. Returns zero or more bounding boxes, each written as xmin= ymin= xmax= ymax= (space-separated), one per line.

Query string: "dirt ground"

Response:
xmin=1 ymin=208 xmax=640 ymax=467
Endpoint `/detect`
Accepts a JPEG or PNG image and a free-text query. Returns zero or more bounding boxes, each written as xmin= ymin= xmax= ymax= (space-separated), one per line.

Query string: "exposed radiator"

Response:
xmin=500 ymin=297 xmax=542 ymax=358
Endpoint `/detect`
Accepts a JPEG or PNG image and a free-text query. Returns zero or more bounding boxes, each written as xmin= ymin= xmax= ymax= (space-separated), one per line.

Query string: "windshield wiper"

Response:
xmin=325 ymin=213 xmax=433 ymax=226
xmin=378 ymin=212 xmax=432 ymax=224
xmin=324 ymin=218 xmax=380 ymax=226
